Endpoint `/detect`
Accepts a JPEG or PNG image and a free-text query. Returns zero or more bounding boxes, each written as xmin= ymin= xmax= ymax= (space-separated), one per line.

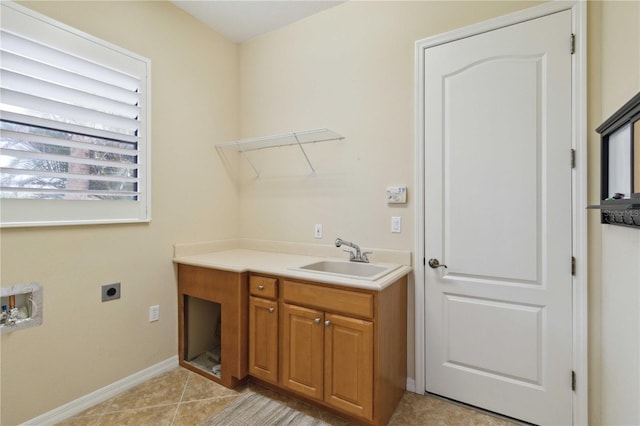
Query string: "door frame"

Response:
xmin=413 ymin=1 xmax=588 ymax=424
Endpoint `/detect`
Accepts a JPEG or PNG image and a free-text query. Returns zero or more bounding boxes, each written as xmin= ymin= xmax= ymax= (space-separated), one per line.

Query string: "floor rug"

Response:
xmin=201 ymin=391 xmax=328 ymax=426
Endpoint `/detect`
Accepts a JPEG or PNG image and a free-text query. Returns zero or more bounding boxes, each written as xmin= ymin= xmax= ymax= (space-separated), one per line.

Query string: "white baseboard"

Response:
xmin=22 ymin=356 xmax=179 ymax=426
xmin=24 ymin=358 xmax=413 ymax=425
xmin=406 ymin=377 xmax=416 ymax=393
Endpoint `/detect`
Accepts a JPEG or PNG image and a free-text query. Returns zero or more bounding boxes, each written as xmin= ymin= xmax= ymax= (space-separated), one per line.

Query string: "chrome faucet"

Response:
xmin=335 ymin=238 xmax=371 ymax=263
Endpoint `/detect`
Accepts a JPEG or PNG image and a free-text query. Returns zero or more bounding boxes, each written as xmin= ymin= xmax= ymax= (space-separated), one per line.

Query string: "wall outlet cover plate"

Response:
xmin=102 ymin=283 xmax=121 ymax=302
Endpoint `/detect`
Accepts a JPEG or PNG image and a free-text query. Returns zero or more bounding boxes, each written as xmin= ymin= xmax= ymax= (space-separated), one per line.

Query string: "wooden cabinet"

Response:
xmin=280 ymin=282 xmax=374 ymax=420
xmin=324 ymin=312 xmax=373 ymax=420
xmin=249 ymin=274 xmax=407 ymax=426
xmin=177 ymin=264 xmax=407 ymax=426
xmin=249 ymin=275 xmax=279 ymax=383
xmin=177 ymin=264 xmax=248 ymax=388
xmin=249 ymin=274 xmax=278 ymax=298
xmin=281 ymin=303 xmax=374 ymax=419
xmin=281 ymin=303 xmax=325 ymax=400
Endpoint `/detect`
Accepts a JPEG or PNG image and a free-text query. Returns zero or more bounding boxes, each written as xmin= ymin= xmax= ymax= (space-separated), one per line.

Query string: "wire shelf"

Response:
xmin=216 ymin=128 xmax=344 ymax=177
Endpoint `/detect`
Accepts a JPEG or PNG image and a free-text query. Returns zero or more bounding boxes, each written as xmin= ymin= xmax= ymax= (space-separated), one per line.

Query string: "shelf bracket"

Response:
xmin=293 ymin=132 xmax=316 ymax=174
xmin=236 ymin=142 xmax=261 ymax=178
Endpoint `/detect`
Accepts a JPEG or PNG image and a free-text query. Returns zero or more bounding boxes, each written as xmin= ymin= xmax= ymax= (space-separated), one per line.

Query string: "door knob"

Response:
xmin=428 ymin=258 xmax=448 ymax=269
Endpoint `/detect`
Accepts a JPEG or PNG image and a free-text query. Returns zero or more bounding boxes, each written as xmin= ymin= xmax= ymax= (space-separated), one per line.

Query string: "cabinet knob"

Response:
xmin=314 ymin=318 xmax=321 ymax=324
xmin=268 ymin=307 xmax=275 ymax=313
xmin=325 ymin=320 xmax=331 ymax=327
xmin=258 ymin=285 xmax=265 ymax=290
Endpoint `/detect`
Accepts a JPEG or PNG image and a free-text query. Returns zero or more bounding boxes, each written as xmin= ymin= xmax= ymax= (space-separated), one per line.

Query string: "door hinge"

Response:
xmin=570 ymin=33 xmax=575 ymax=55
xmin=572 ymin=370 xmax=576 ymax=391
xmin=571 ymin=256 xmax=576 ymax=276
xmin=571 ymin=149 xmax=576 ymax=168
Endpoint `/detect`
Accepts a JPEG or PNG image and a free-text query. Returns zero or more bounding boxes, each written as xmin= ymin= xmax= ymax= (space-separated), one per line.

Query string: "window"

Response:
xmin=0 ymin=2 xmax=150 ymax=227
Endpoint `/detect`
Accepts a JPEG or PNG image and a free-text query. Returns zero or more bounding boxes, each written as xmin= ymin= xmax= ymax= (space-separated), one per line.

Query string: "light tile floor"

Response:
xmin=56 ymin=367 xmax=518 ymax=426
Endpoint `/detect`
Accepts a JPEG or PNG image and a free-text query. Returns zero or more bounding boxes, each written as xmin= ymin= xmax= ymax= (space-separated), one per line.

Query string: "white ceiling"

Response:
xmin=170 ymin=1 xmax=345 ymax=43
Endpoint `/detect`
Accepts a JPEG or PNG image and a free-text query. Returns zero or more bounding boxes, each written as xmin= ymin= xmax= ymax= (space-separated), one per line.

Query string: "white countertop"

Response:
xmin=173 ymin=249 xmax=412 ymax=290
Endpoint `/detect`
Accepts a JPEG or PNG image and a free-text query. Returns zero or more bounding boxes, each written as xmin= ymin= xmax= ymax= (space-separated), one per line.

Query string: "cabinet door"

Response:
xmin=249 ymin=296 xmax=278 ymax=383
xmin=281 ymin=303 xmax=324 ymax=400
xmin=324 ymin=313 xmax=374 ymax=420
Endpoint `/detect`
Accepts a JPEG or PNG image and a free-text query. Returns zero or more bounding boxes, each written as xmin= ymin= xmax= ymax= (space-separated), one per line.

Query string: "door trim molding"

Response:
xmin=413 ymin=2 xmax=588 ymax=424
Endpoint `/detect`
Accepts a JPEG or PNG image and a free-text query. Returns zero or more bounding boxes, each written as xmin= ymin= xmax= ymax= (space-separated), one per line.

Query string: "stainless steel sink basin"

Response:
xmin=293 ymin=260 xmax=400 ymax=281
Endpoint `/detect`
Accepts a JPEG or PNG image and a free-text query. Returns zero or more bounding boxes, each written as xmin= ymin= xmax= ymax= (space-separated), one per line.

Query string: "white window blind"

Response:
xmin=0 ymin=2 xmax=150 ymax=227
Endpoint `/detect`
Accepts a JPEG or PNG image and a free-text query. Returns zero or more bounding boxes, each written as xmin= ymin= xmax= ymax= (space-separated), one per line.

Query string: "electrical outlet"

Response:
xmin=314 ymin=223 xmax=323 ymax=238
xmin=101 ymin=282 xmax=121 ymax=302
xmin=149 ymin=305 xmax=160 ymax=322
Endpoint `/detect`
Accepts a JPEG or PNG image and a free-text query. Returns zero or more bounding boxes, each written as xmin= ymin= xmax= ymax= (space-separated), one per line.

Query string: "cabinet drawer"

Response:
xmin=250 ymin=275 xmax=278 ymax=299
xmin=282 ymin=280 xmax=373 ymax=319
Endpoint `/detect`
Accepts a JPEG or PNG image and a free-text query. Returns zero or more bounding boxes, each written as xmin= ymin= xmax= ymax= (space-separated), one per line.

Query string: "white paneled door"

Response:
xmin=423 ymin=10 xmax=573 ymax=425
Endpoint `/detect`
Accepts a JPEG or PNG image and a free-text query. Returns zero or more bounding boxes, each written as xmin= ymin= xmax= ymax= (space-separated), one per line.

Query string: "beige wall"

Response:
xmin=589 ymin=1 xmax=640 ymax=425
xmin=0 ymin=2 xmax=239 ymax=424
xmin=2 ymin=1 xmax=640 ymax=425
xmin=237 ymin=1 xmax=541 ymax=250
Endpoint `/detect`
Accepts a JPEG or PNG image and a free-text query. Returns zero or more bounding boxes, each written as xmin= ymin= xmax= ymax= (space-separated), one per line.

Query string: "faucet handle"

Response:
xmin=343 ymin=249 xmax=356 ymax=260
xmin=362 ymin=251 xmax=372 ymax=263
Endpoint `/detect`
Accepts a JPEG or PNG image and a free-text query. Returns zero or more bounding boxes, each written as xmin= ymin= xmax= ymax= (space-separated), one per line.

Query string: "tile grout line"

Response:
xmin=94 ymin=394 xmax=116 ymax=425
xmin=170 ymin=371 xmax=192 ymax=425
